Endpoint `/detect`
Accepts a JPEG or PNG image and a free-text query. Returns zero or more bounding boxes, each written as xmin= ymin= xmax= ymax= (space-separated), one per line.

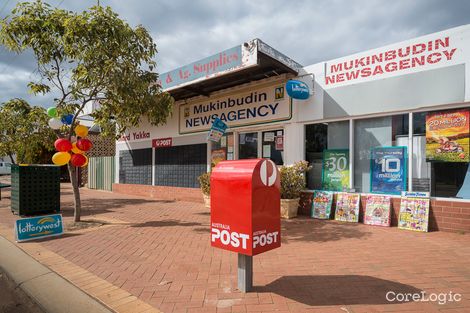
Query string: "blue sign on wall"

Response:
xmin=370 ymin=147 xmax=407 ymax=195
xmin=207 ymin=117 xmax=228 ymax=142
xmin=286 ymin=80 xmax=310 ymax=100
xmin=15 ymin=214 xmax=63 ymax=242
xmin=159 ymin=45 xmax=242 ymax=90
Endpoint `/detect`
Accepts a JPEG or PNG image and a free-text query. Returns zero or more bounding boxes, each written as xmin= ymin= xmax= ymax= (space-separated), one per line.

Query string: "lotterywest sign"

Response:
xmin=15 ymin=214 xmax=63 ymax=242
xmin=179 ymin=83 xmax=292 ymax=134
xmin=325 ymin=34 xmax=458 ymax=86
xmin=159 ymin=45 xmax=242 ymax=90
xmin=210 ymin=159 xmax=281 ymax=256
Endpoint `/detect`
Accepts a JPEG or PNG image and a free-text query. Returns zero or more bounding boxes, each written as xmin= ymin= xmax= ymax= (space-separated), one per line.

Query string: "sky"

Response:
xmin=0 ymin=0 xmax=470 ymax=107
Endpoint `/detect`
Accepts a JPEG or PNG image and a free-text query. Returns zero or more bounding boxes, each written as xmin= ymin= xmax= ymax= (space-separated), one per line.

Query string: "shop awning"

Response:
xmin=160 ymin=39 xmax=303 ymax=101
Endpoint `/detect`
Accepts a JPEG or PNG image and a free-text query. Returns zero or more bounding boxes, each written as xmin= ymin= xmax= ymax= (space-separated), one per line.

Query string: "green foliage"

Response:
xmin=0 ymin=0 xmax=174 ymax=139
xmin=0 ymin=99 xmax=55 ymax=164
xmin=0 ymin=1 xmax=174 ymax=221
xmin=197 ymin=172 xmax=211 ymax=196
xmin=279 ymin=160 xmax=311 ymax=199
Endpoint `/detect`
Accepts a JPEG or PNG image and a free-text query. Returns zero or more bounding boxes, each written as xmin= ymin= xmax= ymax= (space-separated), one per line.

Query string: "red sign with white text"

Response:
xmin=152 ymin=137 xmax=172 ymax=148
xmin=325 ymin=36 xmax=457 ymax=85
xmin=210 ymin=159 xmax=281 ymax=256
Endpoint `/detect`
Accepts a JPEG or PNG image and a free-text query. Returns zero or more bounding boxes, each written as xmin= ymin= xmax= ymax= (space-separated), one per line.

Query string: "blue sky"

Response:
xmin=1 ymin=0 xmax=469 ymax=107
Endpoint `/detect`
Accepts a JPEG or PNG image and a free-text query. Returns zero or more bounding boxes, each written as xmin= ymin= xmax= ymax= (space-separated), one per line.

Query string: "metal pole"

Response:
xmin=408 ymin=113 xmax=413 ymax=191
xmin=237 ymin=253 xmax=253 ymax=292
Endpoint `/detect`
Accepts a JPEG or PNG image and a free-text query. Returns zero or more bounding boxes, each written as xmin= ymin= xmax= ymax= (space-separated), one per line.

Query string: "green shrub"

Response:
xmin=197 ymin=172 xmax=211 ymax=196
xmin=280 ymin=160 xmax=311 ymax=199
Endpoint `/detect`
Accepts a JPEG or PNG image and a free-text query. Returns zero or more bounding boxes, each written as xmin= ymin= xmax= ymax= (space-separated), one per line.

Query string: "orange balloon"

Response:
xmin=71 ymin=142 xmax=84 ymax=154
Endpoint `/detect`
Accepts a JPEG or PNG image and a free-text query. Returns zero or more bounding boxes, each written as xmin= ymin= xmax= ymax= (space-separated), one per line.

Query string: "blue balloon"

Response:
xmin=61 ymin=114 xmax=74 ymax=125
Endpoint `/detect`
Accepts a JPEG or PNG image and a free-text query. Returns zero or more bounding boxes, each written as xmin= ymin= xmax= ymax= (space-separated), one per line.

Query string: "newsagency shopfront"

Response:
xmin=114 ymin=25 xmax=470 ymax=233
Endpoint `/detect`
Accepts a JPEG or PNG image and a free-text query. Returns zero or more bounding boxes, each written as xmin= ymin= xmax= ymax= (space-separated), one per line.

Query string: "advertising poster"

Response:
xmin=370 ymin=147 xmax=407 ymax=195
xmin=334 ymin=192 xmax=360 ymax=223
xmin=322 ymin=149 xmax=349 ymax=191
xmin=364 ymin=195 xmax=391 ymax=227
xmin=311 ymin=190 xmax=334 ymax=219
xmin=207 ymin=118 xmax=228 ymax=142
xmin=211 ymin=149 xmax=226 ymax=168
xmin=398 ymin=196 xmax=430 ymax=232
xmin=426 ymin=110 xmax=469 ymax=162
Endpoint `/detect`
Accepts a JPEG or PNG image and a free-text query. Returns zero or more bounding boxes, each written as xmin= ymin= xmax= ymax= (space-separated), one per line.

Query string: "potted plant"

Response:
xmin=197 ymin=172 xmax=211 ymax=208
xmin=279 ymin=160 xmax=311 ymax=219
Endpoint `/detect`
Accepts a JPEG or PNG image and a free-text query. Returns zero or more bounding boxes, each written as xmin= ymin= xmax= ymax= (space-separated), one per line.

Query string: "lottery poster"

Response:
xmin=398 ymin=196 xmax=430 ymax=232
xmin=311 ymin=190 xmax=334 ymax=219
xmin=364 ymin=195 xmax=391 ymax=227
xmin=334 ymin=192 xmax=360 ymax=223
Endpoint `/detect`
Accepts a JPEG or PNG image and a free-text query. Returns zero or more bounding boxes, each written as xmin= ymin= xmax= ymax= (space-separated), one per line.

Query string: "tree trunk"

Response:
xmin=68 ymin=164 xmax=81 ymax=222
xmin=8 ymin=153 xmax=15 ymax=164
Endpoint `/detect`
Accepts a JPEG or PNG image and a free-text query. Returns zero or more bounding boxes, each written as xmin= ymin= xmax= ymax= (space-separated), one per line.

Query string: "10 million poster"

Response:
xmin=322 ymin=149 xmax=349 ymax=191
xmin=370 ymin=147 xmax=407 ymax=195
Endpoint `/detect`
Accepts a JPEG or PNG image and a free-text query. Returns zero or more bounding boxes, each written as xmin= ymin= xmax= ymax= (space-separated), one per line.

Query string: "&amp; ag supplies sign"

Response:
xmin=179 ymin=83 xmax=292 ymax=134
xmin=15 ymin=214 xmax=63 ymax=242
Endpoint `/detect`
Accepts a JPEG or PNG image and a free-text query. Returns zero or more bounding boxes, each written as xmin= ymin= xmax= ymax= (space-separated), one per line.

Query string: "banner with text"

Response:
xmin=426 ymin=110 xmax=469 ymax=162
xmin=311 ymin=190 xmax=334 ymax=220
xmin=322 ymin=149 xmax=350 ymax=191
xmin=370 ymin=146 xmax=407 ymax=195
xmin=179 ymin=83 xmax=291 ymax=134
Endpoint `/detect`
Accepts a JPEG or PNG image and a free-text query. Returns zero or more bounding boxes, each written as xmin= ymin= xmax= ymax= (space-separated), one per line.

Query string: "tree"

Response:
xmin=0 ymin=1 xmax=173 ymax=222
xmin=0 ymin=98 xmax=55 ymax=164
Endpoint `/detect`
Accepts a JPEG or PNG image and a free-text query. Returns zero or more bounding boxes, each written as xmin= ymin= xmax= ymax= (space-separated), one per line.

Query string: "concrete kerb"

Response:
xmin=0 ymin=235 xmax=114 ymax=313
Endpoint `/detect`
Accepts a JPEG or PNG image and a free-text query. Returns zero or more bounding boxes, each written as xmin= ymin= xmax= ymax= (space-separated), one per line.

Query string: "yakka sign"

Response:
xmin=179 ymin=83 xmax=291 ymax=134
xmin=325 ymin=36 xmax=457 ymax=85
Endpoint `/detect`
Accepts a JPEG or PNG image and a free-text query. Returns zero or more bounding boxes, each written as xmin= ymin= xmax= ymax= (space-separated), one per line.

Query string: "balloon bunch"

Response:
xmin=48 ymin=107 xmax=93 ymax=167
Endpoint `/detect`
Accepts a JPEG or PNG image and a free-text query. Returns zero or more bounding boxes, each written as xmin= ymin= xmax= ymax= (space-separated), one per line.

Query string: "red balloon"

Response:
xmin=70 ymin=153 xmax=87 ymax=167
xmin=76 ymin=138 xmax=93 ymax=152
xmin=54 ymin=138 xmax=72 ymax=152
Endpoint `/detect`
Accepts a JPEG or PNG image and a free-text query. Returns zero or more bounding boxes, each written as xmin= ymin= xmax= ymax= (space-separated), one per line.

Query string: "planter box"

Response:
xmin=203 ymin=194 xmax=211 ymax=209
xmin=281 ymin=198 xmax=299 ymax=219
xmin=11 ymin=165 xmax=60 ymax=216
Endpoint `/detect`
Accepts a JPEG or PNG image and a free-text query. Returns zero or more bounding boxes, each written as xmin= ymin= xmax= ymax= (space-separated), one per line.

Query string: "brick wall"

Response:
xmin=112 ymin=183 xmax=203 ymax=203
xmin=299 ymin=191 xmax=470 ymax=233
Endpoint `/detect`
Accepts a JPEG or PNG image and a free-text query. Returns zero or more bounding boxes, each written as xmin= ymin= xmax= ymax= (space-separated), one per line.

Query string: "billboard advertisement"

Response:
xmin=370 ymin=147 xmax=407 ymax=195
xmin=426 ymin=110 xmax=469 ymax=162
xmin=321 ymin=149 xmax=349 ymax=191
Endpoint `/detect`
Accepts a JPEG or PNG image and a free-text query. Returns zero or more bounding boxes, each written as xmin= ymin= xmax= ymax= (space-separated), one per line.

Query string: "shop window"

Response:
xmin=305 ymin=121 xmax=349 ymax=190
xmin=239 ymin=132 xmax=258 ymax=159
xmin=354 ymin=114 xmax=408 ymax=193
xmin=412 ymin=108 xmax=469 ymax=198
xmin=210 ymin=133 xmax=234 ymax=168
xmin=262 ymin=130 xmax=284 ymax=165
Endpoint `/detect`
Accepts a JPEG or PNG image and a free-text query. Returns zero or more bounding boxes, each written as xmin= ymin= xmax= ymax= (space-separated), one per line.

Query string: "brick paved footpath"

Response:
xmin=0 ymin=184 xmax=470 ymax=313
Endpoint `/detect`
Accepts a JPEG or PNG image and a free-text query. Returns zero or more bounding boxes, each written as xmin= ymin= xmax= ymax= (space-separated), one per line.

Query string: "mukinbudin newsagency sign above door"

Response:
xmin=179 ymin=83 xmax=292 ymax=134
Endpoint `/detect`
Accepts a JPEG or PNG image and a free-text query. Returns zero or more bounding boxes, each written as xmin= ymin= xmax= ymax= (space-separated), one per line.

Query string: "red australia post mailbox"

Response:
xmin=210 ymin=159 xmax=281 ymax=256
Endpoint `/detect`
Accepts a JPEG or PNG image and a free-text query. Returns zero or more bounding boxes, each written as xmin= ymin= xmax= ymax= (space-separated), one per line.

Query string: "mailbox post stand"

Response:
xmin=237 ymin=254 xmax=253 ymax=292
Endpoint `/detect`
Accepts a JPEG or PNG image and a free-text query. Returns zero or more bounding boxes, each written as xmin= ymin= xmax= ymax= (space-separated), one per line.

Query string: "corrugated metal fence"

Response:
xmin=87 ymin=156 xmax=115 ymax=191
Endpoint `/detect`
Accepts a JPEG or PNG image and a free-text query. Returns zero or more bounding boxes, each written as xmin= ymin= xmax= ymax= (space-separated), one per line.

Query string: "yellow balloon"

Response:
xmin=81 ymin=155 xmax=89 ymax=167
xmin=52 ymin=152 xmax=71 ymax=166
xmin=71 ymin=142 xmax=84 ymax=154
xmin=75 ymin=124 xmax=88 ymax=137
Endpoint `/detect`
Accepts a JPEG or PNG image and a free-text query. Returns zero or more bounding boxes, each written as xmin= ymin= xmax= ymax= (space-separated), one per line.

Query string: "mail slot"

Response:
xmin=210 ymin=159 xmax=281 ymax=256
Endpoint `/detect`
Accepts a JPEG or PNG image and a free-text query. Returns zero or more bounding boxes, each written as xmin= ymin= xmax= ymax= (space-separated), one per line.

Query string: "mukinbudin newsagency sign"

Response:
xmin=179 ymin=83 xmax=292 ymax=134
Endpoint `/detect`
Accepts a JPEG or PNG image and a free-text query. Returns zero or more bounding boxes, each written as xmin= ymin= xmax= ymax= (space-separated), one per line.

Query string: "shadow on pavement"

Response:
xmin=282 ymin=218 xmax=371 ymax=243
xmin=256 ymin=275 xmax=421 ymax=306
